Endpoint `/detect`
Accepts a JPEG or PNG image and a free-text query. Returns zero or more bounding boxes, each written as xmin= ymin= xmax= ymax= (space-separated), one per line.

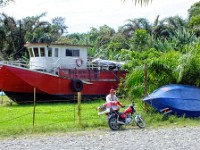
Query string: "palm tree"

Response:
xmin=188 ymin=1 xmax=200 ymax=36
xmin=123 ymin=0 xmax=152 ymax=6
xmin=153 ymin=16 xmax=188 ymax=40
xmin=23 ymin=13 xmax=68 ymax=43
xmin=0 ymin=13 xmax=23 ymax=60
xmin=122 ymin=18 xmax=151 ymax=37
xmin=0 ymin=0 xmax=13 ymax=8
xmin=176 ymin=44 xmax=200 ymax=86
xmin=22 ymin=13 xmax=51 ymax=43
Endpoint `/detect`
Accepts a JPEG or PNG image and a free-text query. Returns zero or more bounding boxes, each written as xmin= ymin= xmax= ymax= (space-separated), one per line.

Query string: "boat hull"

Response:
xmin=0 ymin=65 xmax=126 ymax=103
xmin=143 ymin=84 xmax=200 ymax=117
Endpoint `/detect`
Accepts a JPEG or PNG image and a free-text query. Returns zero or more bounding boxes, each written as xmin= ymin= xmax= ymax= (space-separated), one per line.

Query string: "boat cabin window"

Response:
xmin=73 ymin=50 xmax=80 ymax=57
xmin=48 ymin=47 xmax=52 ymax=57
xmin=33 ymin=48 xmax=39 ymax=57
xmin=29 ymin=48 xmax=34 ymax=57
xmin=40 ymin=47 xmax=45 ymax=57
xmin=66 ymin=49 xmax=72 ymax=56
xmin=54 ymin=48 xmax=59 ymax=57
xmin=66 ymin=49 xmax=80 ymax=57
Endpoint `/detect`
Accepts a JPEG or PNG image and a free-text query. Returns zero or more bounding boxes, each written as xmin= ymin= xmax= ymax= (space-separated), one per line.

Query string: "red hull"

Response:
xmin=0 ymin=65 xmax=126 ymax=103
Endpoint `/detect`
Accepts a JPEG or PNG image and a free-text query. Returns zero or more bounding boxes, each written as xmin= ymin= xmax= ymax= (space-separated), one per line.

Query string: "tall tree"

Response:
xmin=123 ymin=0 xmax=152 ymax=6
xmin=122 ymin=18 xmax=151 ymax=37
xmin=188 ymin=1 xmax=200 ymax=36
xmin=0 ymin=13 xmax=24 ymax=60
xmin=51 ymin=17 xmax=68 ymax=36
xmin=0 ymin=12 xmax=68 ymax=60
xmin=130 ymin=29 xmax=149 ymax=52
xmin=153 ymin=16 xmax=188 ymax=40
xmin=24 ymin=13 xmax=68 ymax=43
xmin=0 ymin=0 xmax=13 ymax=8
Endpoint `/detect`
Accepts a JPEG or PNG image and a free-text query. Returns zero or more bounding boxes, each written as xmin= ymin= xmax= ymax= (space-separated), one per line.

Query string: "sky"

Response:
xmin=1 ymin=0 xmax=200 ymax=33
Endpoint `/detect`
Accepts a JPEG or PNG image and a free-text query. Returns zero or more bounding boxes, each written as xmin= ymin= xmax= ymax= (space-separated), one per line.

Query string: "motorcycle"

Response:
xmin=97 ymin=101 xmax=145 ymax=130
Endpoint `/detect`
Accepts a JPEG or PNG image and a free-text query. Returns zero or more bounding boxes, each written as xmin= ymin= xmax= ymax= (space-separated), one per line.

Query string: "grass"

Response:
xmin=0 ymin=96 xmax=200 ymax=139
xmin=0 ymin=96 xmax=108 ymax=138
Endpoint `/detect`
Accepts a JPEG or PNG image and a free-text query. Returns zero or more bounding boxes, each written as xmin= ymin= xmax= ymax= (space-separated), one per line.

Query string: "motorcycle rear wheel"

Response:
xmin=108 ymin=116 xmax=121 ymax=130
xmin=135 ymin=115 xmax=145 ymax=128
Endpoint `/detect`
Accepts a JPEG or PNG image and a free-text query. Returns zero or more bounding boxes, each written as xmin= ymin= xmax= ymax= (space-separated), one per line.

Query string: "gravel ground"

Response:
xmin=0 ymin=126 xmax=200 ymax=150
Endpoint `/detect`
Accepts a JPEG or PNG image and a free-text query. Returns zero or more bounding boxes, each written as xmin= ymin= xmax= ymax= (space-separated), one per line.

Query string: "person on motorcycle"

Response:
xmin=97 ymin=89 xmax=124 ymax=114
xmin=105 ymin=89 xmax=125 ymax=110
xmin=106 ymin=89 xmax=118 ymax=102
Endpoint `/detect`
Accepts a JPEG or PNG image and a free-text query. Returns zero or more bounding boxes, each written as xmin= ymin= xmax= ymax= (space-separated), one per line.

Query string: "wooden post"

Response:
xmin=0 ymin=91 xmax=3 ymax=105
xmin=33 ymin=88 xmax=36 ymax=127
xmin=144 ymin=64 xmax=148 ymax=111
xmin=144 ymin=63 xmax=148 ymax=96
xmin=77 ymin=92 xmax=81 ymax=125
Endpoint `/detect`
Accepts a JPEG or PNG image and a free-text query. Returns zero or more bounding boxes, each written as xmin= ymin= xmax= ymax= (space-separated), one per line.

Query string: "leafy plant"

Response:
xmin=176 ymin=44 xmax=200 ymax=86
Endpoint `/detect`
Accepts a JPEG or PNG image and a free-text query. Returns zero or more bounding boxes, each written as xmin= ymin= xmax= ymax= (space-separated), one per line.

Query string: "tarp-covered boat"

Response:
xmin=143 ymin=84 xmax=200 ymax=117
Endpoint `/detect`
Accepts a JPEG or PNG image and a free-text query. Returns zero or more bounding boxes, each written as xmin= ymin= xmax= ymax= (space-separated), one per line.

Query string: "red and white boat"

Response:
xmin=0 ymin=43 xmax=126 ymax=103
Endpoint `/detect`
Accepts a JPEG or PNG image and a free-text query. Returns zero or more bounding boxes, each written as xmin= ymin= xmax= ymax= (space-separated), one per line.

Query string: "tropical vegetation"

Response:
xmin=1 ymin=1 xmax=200 ymax=99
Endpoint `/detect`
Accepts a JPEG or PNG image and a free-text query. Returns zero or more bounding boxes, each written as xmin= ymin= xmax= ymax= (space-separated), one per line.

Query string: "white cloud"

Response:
xmin=1 ymin=0 xmax=199 ymax=33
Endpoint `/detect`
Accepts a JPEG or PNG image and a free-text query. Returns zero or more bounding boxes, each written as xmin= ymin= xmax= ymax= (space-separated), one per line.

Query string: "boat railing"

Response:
xmin=0 ymin=60 xmax=28 ymax=68
xmin=0 ymin=60 xmax=58 ymax=75
xmin=0 ymin=58 xmax=125 ymax=77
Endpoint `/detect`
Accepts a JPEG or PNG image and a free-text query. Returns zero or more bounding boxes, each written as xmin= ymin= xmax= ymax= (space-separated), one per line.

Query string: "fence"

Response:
xmin=0 ymin=93 xmax=107 ymax=136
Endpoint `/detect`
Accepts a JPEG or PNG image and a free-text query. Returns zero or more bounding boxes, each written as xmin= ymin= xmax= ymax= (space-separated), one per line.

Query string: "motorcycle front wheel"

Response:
xmin=135 ymin=115 xmax=146 ymax=128
xmin=108 ymin=116 xmax=121 ymax=130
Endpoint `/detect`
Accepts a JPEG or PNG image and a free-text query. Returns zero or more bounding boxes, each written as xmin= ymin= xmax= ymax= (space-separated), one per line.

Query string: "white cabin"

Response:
xmin=25 ymin=43 xmax=90 ymax=73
